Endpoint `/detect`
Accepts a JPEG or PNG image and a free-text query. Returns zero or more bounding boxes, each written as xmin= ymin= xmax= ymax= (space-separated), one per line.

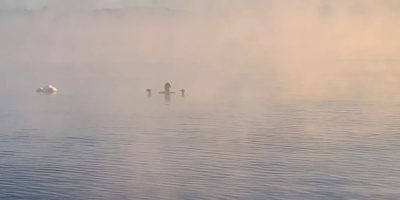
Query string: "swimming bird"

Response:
xmin=36 ymin=84 xmax=58 ymax=95
xmin=164 ymin=82 xmax=171 ymax=92
xmin=180 ymin=89 xmax=185 ymax=97
xmin=146 ymin=89 xmax=152 ymax=97
xmin=159 ymin=82 xmax=175 ymax=94
xmin=159 ymin=82 xmax=174 ymax=102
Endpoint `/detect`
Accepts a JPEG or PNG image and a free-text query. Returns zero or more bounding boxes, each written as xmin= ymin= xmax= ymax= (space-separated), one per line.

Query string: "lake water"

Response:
xmin=1 ymin=81 xmax=400 ymax=200
xmin=1 ymin=2 xmax=400 ymax=198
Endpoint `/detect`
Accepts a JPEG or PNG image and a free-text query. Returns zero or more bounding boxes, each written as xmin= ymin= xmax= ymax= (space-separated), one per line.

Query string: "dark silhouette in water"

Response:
xmin=164 ymin=82 xmax=171 ymax=92
xmin=146 ymin=89 xmax=152 ymax=97
xmin=159 ymin=82 xmax=175 ymax=95
xmin=180 ymin=89 xmax=185 ymax=97
xmin=159 ymin=82 xmax=174 ymax=102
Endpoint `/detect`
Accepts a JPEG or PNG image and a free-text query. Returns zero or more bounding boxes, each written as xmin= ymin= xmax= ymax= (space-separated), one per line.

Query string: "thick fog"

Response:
xmin=1 ymin=0 xmax=400 ymax=108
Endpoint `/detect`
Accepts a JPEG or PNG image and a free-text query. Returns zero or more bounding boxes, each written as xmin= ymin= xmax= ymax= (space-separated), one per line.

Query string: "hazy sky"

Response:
xmin=0 ymin=0 xmax=47 ymax=9
xmin=2 ymin=0 xmax=400 ymax=14
xmin=0 ymin=0 xmax=196 ymax=9
xmin=0 ymin=0 xmax=226 ymax=11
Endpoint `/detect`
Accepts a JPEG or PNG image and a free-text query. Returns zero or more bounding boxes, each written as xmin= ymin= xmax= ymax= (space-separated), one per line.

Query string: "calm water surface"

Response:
xmin=1 ymin=90 xmax=400 ymax=200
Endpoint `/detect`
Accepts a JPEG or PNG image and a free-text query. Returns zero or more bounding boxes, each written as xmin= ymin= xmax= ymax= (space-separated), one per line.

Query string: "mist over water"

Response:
xmin=1 ymin=1 xmax=400 ymax=199
xmin=1 ymin=0 xmax=400 ymax=102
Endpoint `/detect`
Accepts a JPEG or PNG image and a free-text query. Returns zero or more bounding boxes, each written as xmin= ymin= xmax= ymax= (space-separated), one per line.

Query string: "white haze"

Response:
xmin=1 ymin=0 xmax=400 ymax=108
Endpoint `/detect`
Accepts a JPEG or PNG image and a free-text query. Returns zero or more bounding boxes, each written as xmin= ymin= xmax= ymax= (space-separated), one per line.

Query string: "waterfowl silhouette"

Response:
xmin=180 ymin=89 xmax=185 ymax=97
xmin=146 ymin=89 xmax=152 ymax=97
xmin=159 ymin=82 xmax=175 ymax=102
xmin=164 ymin=82 xmax=171 ymax=92
xmin=159 ymin=82 xmax=175 ymax=94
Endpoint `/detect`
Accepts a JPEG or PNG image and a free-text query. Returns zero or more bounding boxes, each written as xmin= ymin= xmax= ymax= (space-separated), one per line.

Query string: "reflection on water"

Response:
xmin=164 ymin=92 xmax=171 ymax=102
xmin=1 ymin=92 xmax=400 ymax=200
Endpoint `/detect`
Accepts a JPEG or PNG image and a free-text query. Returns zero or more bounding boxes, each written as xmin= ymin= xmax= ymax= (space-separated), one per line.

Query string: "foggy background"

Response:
xmin=1 ymin=0 xmax=400 ymax=107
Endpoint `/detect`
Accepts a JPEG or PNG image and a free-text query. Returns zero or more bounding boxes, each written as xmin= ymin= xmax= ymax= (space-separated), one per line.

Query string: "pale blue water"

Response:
xmin=1 ymin=89 xmax=400 ymax=199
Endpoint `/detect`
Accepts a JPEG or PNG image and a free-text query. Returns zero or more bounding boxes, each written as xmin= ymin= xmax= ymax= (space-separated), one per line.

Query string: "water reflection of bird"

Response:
xmin=146 ymin=89 xmax=152 ymax=97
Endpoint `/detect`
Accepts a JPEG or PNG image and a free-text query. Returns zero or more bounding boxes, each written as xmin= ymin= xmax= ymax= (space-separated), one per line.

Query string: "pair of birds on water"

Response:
xmin=146 ymin=82 xmax=185 ymax=97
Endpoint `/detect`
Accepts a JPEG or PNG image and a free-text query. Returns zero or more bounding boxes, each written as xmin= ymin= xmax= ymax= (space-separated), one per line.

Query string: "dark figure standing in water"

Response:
xmin=146 ymin=89 xmax=152 ymax=97
xmin=180 ymin=89 xmax=185 ymax=97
